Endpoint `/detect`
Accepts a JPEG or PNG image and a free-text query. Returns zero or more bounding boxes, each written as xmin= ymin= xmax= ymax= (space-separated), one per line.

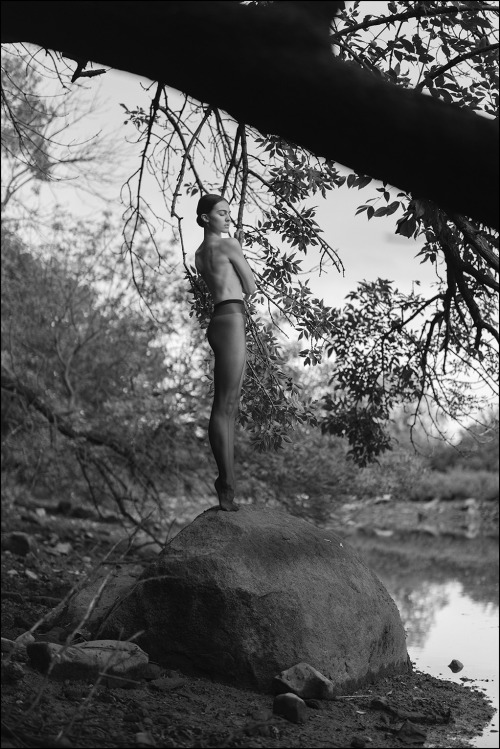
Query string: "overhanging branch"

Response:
xmin=1 ymin=1 xmax=498 ymax=228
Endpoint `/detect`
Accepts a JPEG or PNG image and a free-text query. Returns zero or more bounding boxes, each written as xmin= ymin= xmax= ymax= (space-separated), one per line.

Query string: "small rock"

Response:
xmin=15 ymin=632 xmax=35 ymax=649
xmin=1 ymin=532 xmax=35 ymax=556
xmin=351 ymin=737 xmax=368 ymax=748
xmin=1 ymin=661 xmax=25 ymax=684
xmin=135 ymin=732 xmax=156 ymax=747
xmin=273 ymin=693 xmax=307 ymax=724
xmin=57 ymin=499 xmax=73 ymax=515
xmin=138 ymin=663 xmax=163 ymax=681
xmin=272 ymin=662 xmax=335 ymax=700
xmin=370 ymin=695 xmax=390 ymax=710
xmin=63 ymin=683 xmax=87 ymax=701
xmin=448 ymin=659 xmax=464 ymax=673
xmin=27 ymin=639 xmax=148 ymax=683
xmin=54 ymin=542 xmax=72 ymax=555
xmin=396 ymin=719 xmax=427 ymax=745
xmin=305 ymin=698 xmax=322 ymax=709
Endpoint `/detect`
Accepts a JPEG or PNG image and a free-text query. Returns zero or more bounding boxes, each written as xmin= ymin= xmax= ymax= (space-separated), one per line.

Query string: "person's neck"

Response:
xmin=204 ymin=228 xmax=221 ymax=240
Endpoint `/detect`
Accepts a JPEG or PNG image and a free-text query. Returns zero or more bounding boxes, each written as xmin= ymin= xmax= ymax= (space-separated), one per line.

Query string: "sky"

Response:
xmin=20 ymin=61 xmax=440 ymax=309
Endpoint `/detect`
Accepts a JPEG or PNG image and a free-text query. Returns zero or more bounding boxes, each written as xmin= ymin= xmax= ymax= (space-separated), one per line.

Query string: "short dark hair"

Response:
xmin=196 ymin=194 xmax=225 ymax=227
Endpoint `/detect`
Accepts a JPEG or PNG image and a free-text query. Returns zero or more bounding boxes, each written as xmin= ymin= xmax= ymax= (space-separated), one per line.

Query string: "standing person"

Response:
xmin=194 ymin=194 xmax=257 ymax=511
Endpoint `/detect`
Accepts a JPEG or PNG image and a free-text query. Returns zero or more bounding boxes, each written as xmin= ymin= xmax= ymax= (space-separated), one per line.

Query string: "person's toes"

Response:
xmin=219 ymin=500 xmax=239 ymax=512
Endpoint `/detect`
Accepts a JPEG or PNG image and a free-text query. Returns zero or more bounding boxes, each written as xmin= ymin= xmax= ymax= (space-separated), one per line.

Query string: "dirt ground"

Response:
xmin=1 ymin=496 xmax=497 ymax=748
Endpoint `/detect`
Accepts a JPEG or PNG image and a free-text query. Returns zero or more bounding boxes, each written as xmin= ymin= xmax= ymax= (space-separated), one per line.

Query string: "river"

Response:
xmin=350 ymin=535 xmax=499 ymax=748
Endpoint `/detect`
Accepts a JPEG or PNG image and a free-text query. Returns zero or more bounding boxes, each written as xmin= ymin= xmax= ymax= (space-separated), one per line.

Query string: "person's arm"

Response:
xmin=223 ymin=238 xmax=257 ymax=295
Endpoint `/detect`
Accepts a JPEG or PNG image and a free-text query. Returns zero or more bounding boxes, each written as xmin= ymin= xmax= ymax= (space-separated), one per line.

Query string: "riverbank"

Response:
xmin=1 ymin=496 xmax=497 ymax=748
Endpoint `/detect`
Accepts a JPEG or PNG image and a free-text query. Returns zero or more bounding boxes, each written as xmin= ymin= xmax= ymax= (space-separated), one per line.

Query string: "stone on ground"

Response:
xmin=96 ymin=506 xmax=409 ymax=693
xmin=273 ymin=692 xmax=307 ymax=723
xmin=27 ymin=639 xmax=148 ymax=685
xmin=273 ymin=662 xmax=335 ymax=699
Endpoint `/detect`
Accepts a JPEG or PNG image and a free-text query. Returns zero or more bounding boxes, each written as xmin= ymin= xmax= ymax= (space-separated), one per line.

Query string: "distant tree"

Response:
xmin=0 ymin=215 xmax=214 ymax=520
xmin=429 ymin=410 xmax=499 ymax=473
xmin=1 ymin=46 xmax=123 ymax=223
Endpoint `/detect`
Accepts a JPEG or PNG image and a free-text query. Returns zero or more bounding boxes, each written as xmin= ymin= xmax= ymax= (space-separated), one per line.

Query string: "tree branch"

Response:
xmin=1 ymin=367 xmax=141 ymax=465
xmin=449 ymin=212 xmax=499 ymax=272
xmin=415 ymin=43 xmax=500 ymax=93
xmin=236 ymin=124 xmax=248 ymax=233
xmin=2 ymin=1 xmax=497 ymax=228
xmin=330 ymin=5 xmax=498 ymax=41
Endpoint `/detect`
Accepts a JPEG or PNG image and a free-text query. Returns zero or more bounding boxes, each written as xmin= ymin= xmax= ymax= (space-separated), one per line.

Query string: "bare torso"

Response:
xmin=195 ymin=237 xmax=244 ymax=303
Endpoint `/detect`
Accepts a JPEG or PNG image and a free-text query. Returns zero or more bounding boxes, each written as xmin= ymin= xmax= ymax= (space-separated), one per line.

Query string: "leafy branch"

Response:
xmin=415 ymin=42 xmax=500 ymax=92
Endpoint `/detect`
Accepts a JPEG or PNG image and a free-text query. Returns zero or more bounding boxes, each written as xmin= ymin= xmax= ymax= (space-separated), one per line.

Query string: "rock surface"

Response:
xmin=27 ymin=639 xmax=148 ymax=685
xmin=96 ymin=507 xmax=410 ymax=692
xmin=273 ymin=662 xmax=335 ymax=699
xmin=60 ymin=564 xmax=144 ymax=633
xmin=273 ymin=693 xmax=307 ymax=724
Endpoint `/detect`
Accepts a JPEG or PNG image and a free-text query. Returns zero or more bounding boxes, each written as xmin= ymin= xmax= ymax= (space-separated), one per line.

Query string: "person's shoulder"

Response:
xmin=220 ymin=237 xmax=242 ymax=254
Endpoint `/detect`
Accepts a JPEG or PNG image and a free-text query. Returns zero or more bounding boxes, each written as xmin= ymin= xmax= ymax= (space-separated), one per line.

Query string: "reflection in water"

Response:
xmin=355 ymin=540 xmax=499 ymax=749
xmin=389 ymin=581 xmax=452 ymax=649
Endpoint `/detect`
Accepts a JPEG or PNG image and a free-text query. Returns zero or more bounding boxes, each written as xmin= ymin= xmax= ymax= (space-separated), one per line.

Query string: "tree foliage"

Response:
xmin=1 ymin=213 xmax=220 ymax=522
xmin=117 ymin=1 xmax=499 ymax=462
xmin=1 ymin=2 xmax=499 ymax=466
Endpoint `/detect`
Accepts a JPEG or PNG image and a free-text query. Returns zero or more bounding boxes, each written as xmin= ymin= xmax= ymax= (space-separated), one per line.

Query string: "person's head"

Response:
xmin=196 ymin=194 xmax=231 ymax=234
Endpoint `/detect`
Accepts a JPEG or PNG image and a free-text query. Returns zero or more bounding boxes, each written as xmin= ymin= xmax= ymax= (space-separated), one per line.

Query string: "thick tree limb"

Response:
xmin=1 ymin=1 xmax=498 ymax=228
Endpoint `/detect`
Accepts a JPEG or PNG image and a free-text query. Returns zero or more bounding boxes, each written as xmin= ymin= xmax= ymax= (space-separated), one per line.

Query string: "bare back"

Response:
xmin=195 ymin=237 xmax=245 ymax=304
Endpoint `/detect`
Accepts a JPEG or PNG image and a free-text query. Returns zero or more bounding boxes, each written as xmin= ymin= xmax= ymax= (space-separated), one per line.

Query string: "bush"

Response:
xmin=407 ymin=468 xmax=499 ymax=502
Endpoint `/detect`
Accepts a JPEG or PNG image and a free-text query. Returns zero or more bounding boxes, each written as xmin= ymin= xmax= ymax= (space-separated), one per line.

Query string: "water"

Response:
xmin=360 ymin=541 xmax=499 ymax=748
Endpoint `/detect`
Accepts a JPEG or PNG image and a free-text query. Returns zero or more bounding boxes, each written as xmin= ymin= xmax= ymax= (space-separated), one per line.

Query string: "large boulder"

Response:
xmin=98 ymin=506 xmax=410 ymax=693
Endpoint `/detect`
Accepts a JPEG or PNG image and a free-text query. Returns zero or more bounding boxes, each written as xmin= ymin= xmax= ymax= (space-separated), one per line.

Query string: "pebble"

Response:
xmin=351 ymin=736 xmax=368 ymax=748
xmin=1 ymin=661 xmax=25 ymax=684
xmin=273 ymin=693 xmax=307 ymax=724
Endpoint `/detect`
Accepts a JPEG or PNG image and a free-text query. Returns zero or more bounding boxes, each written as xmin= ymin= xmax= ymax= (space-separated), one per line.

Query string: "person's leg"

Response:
xmin=207 ymin=305 xmax=246 ymax=510
xmin=226 ymin=334 xmax=247 ymax=490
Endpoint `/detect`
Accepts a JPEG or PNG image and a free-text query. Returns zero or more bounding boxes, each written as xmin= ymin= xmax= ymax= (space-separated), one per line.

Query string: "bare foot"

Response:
xmin=214 ymin=478 xmax=239 ymax=512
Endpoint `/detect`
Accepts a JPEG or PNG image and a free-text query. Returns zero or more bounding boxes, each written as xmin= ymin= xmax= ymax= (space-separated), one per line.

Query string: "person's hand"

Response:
xmin=235 ymin=228 xmax=244 ymax=244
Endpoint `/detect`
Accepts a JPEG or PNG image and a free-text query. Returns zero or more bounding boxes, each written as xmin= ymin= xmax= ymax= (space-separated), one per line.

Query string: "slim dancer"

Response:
xmin=194 ymin=194 xmax=257 ymax=511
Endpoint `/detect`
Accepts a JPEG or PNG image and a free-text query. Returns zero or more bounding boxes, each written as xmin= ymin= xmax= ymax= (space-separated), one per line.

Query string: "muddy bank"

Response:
xmin=1 ymin=658 xmax=495 ymax=748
